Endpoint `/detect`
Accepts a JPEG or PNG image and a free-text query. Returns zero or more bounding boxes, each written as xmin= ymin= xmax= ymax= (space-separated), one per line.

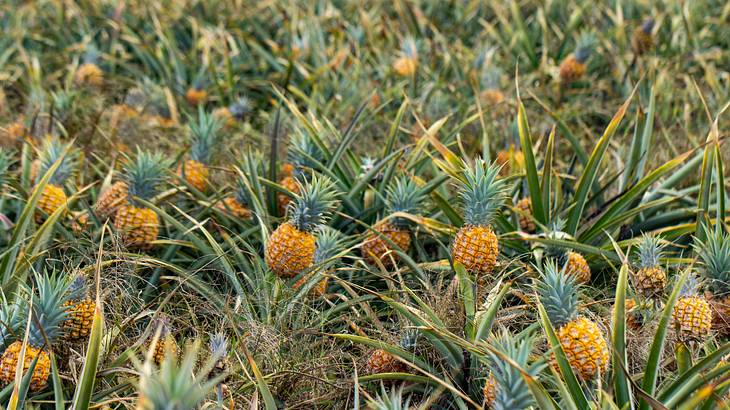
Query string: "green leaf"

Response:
xmin=517 ymin=98 xmax=547 ymax=224
xmin=612 ymin=263 xmax=631 ymax=407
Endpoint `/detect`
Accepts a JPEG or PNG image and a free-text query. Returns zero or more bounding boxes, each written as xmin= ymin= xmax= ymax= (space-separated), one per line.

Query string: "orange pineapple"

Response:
xmin=559 ymin=33 xmax=596 ymax=84
xmin=177 ymin=109 xmax=222 ymax=192
xmin=34 ymin=137 xmax=78 ymax=223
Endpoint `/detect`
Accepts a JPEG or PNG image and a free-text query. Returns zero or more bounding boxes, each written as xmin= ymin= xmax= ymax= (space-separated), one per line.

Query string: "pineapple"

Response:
xmin=632 ymin=234 xmax=667 ymax=298
xmin=114 ymin=150 xmax=170 ymax=250
xmin=544 ymin=220 xmax=591 ymax=284
xmin=0 ymin=295 xmax=21 ymax=352
xmin=483 ymin=329 xmax=542 ymax=409
xmin=451 ymin=159 xmax=509 ymax=274
xmin=0 ymin=273 xmax=72 ymax=392
xmin=149 ymin=316 xmax=178 ymax=366
xmin=61 ymin=275 xmax=96 ymax=343
xmin=1 ymin=119 xmax=26 ymax=148
xmin=564 ymin=251 xmax=591 ymax=284
xmin=95 ymin=181 xmax=129 ymax=221
xmin=559 ymin=32 xmax=596 ymax=84
xmin=266 ymin=175 xmax=339 ymax=278
xmin=216 ymin=177 xmax=252 ymax=220
xmin=672 ymin=274 xmax=712 ymax=340
xmin=631 ymin=18 xmax=655 ymax=55
xmin=366 ymin=333 xmax=417 ymax=375
xmin=208 ymin=333 xmax=230 ymax=383
xmin=34 ymin=137 xmax=78 ymax=223
xmin=277 ymin=132 xmax=323 ymax=214
xmin=177 ymin=109 xmax=222 ymax=192
xmin=479 ymin=66 xmax=505 ymax=106
xmin=361 ymin=176 xmax=424 ymax=267
xmin=213 ymin=96 xmax=252 ymax=127
xmin=393 ymin=37 xmax=418 ymax=77
xmin=694 ymin=225 xmax=730 ymax=335
xmin=494 ymin=145 xmax=524 ymax=176
xmin=185 ymin=79 xmax=207 ymax=107
xmin=514 ymin=197 xmax=535 ymax=233
xmin=74 ymin=47 xmax=104 ymax=88
xmin=537 ymin=260 xmax=609 ymax=380
xmin=293 ymin=227 xmax=346 ymax=297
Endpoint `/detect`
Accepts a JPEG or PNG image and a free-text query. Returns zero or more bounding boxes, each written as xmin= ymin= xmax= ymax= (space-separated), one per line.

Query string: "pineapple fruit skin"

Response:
xmin=559 ymin=55 xmax=587 ymax=84
xmin=95 ymin=181 xmax=129 ymax=220
xmin=1 ymin=121 xmax=25 ymax=148
xmin=114 ymin=205 xmax=159 ymax=249
xmin=185 ymin=88 xmax=207 ymax=106
xmin=366 ymin=349 xmax=406 ymax=374
xmin=266 ymin=222 xmax=316 ymax=278
xmin=36 ymin=184 xmax=67 ymax=223
xmin=482 ymin=375 xmax=498 ymax=407
xmin=480 ymin=89 xmax=505 ymax=106
xmin=632 ymin=27 xmax=653 ymax=55
xmin=565 ymin=251 xmax=591 ymax=284
xmin=556 ymin=317 xmax=609 ymax=380
xmin=178 ymin=159 xmax=209 ymax=192
xmin=277 ymin=175 xmax=299 ymax=214
xmin=393 ymin=57 xmax=417 ymax=77
xmin=216 ymin=197 xmax=252 ymax=219
xmin=515 ymin=198 xmax=535 ymax=233
xmin=0 ymin=341 xmax=51 ymax=392
xmin=633 ymin=267 xmax=666 ymax=298
xmin=152 ymin=336 xmax=178 ymax=366
xmin=62 ymin=298 xmax=96 ymax=342
xmin=673 ymin=297 xmax=712 ymax=340
xmin=361 ymin=222 xmax=411 ymax=266
xmin=75 ymin=63 xmax=104 ymax=88
xmin=452 ymin=225 xmax=499 ymax=274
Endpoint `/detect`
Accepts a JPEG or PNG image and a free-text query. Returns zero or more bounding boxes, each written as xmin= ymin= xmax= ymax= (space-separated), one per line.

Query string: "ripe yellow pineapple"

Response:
xmin=213 ymin=96 xmax=252 ymax=128
xmin=185 ymin=83 xmax=207 ymax=106
xmin=362 ymin=176 xmax=424 ymax=267
xmin=61 ymin=275 xmax=96 ymax=343
xmin=483 ymin=375 xmax=497 ymax=408
xmin=393 ymin=37 xmax=418 ymax=77
xmin=215 ymin=181 xmax=252 ymax=220
xmin=694 ymin=225 xmax=730 ymax=335
xmin=34 ymin=137 xmax=78 ymax=223
xmin=672 ymin=274 xmax=712 ymax=340
xmin=365 ymin=333 xmax=416 ymax=375
xmin=494 ymin=145 xmax=525 ymax=176
xmin=149 ymin=316 xmax=178 ymax=366
xmin=559 ymin=33 xmax=596 ymax=84
xmin=564 ymin=251 xmax=591 ymax=284
xmin=625 ymin=298 xmax=644 ymax=331
xmin=95 ymin=181 xmax=129 ymax=221
xmin=514 ymin=197 xmax=535 ymax=233
xmin=537 ymin=260 xmax=609 ymax=380
xmin=451 ymin=159 xmax=508 ymax=274
xmin=632 ymin=234 xmax=667 ymax=298
xmin=0 ymin=273 xmax=73 ymax=392
xmin=266 ymin=175 xmax=339 ymax=278
xmin=75 ymin=63 xmax=104 ymax=88
xmin=177 ymin=109 xmax=222 ymax=192
xmin=114 ymin=150 xmax=170 ymax=250
xmin=631 ymin=18 xmax=655 ymax=55
xmin=292 ymin=227 xmax=345 ymax=297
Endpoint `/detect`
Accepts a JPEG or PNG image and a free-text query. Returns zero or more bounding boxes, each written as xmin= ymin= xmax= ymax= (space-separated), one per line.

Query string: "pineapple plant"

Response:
xmin=672 ymin=274 xmax=712 ymax=341
xmin=266 ymin=175 xmax=339 ymax=278
xmin=0 ymin=273 xmax=72 ymax=392
xmin=61 ymin=275 xmax=96 ymax=343
xmin=631 ymin=18 xmax=655 ymax=55
xmin=213 ymin=96 xmax=252 ymax=127
xmin=277 ymin=132 xmax=323 ymax=214
xmin=632 ymin=234 xmax=668 ymax=298
xmin=694 ymin=225 xmax=730 ymax=335
xmin=114 ymin=150 xmax=170 ymax=250
xmin=494 ymin=144 xmax=524 ymax=176
xmin=543 ymin=220 xmax=592 ymax=284
xmin=451 ymin=159 xmax=509 ymax=274
xmin=74 ymin=47 xmax=104 ymax=88
xmin=537 ymin=260 xmax=609 ymax=380
xmin=149 ymin=316 xmax=178 ymax=366
xmin=95 ymin=181 xmax=130 ymax=221
xmin=479 ymin=65 xmax=505 ymax=106
xmin=177 ymin=109 xmax=222 ymax=192
xmin=1 ymin=119 xmax=26 ymax=148
xmin=393 ymin=37 xmax=418 ymax=77
xmin=483 ymin=329 xmax=542 ymax=409
xmin=34 ymin=137 xmax=78 ymax=223
xmin=0 ymin=295 xmax=21 ymax=352
xmin=366 ymin=332 xmax=417 ymax=375
xmin=559 ymin=32 xmax=596 ymax=84
xmin=514 ymin=197 xmax=535 ymax=233
xmin=293 ymin=226 xmax=346 ymax=297
xmin=185 ymin=79 xmax=207 ymax=107
xmin=208 ymin=333 xmax=230 ymax=383
xmin=361 ymin=176 xmax=424 ymax=267
xmin=215 ymin=176 xmax=252 ymax=220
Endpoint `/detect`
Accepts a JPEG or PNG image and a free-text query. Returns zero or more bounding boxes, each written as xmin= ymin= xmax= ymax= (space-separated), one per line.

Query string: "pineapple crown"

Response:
xmin=233 ymin=177 xmax=252 ymax=208
xmin=694 ymin=224 xmax=730 ymax=294
xmin=188 ymin=109 xmax=223 ymax=164
xmin=384 ymin=176 xmax=425 ymax=227
xmin=636 ymin=234 xmax=666 ymax=269
xmin=0 ymin=149 xmax=15 ymax=188
xmin=18 ymin=272 xmax=72 ymax=348
xmin=400 ymin=36 xmax=418 ymax=60
xmin=486 ymin=329 xmax=542 ymax=410
xmin=314 ymin=226 xmax=347 ymax=265
xmin=82 ymin=44 xmax=100 ymax=65
xmin=287 ymin=131 xmax=323 ymax=178
xmin=481 ymin=66 xmax=503 ymax=90
xmin=209 ymin=333 xmax=228 ymax=357
xmin=397 ymin=330 xmax=419 ymax=351
xmin=543 ymin=218 xmax=572 ymax=260
xmin=536 ymin=259 xmax=580 ymax=328
xmin=287 ymin=174 xmax=339 ymax=232
xmin=640 ymin=18 xmax=655 ymax=34
xmin=458 ymin=159 xmax=509 ymax=227
xmin=152 ymin=316 xmax=172 ymax=338
xmin=679 ymin=272 xmax=702 ymax=298
xmin=228 ymin=96 xmax=253 ymax=120
xmin=51 ymin=89 xmax=78 ymax=122
xmin=66 ymin=274 xmax=89 ymax=301
xmin=574 ymin=32 xmax=597 ymax=63
xmin=36 ymin=137 xmax=78 ymax=185
xmin=122 ymin=149 xmax=170 ymax=204
xmin=0 ymin=294 xmax=21 ymax=350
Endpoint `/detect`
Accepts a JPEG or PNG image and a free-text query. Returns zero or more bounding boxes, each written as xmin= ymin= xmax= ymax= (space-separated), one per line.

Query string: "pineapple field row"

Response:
xmin=0 ymin=0 xmax=729 ymax=409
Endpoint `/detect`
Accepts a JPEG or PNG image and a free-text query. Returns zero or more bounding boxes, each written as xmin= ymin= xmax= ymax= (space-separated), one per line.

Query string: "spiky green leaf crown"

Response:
xmin=574 ymin=32 xmax=597 ymax=63
xmin=0 ymin=149 xmax=15 ymax=187
xmin=233 ymin=176 xmax=251 ymax=207
xmin=314 ymin=226 xmax=346 ymax=264
xmin=458 ymin=159 xmax=508 ymax=227
xmin=209 ymin=333 xmax=228 ymax=357
xmin=36 ymin=137 xmax=77 ymax=185
xmin=188 ymin=109 xmax=222 ymax=164
xmin=66 ymin=275 xmax=89 ymax=301
xmin=122 ymin=150 xmax=170 ymax=204
xmin=18 ymin=273 xmax=72 ymax=347
xmin=229 ymin=96 xmax=252 ymax=119
xmin=536 ymin=259 xmax=580 ymax=327
xmin=679 ymin=273 xmax=702 ymax=297
xmin=398 ymin=330 xmax=419 ymax=351
xmin=287 ymin=131 xmax=323 ymax=178
xmin=287 ymin=174 xmax=339 ymax=232
xmin=0 ymin=295 xmax=21 ymax=350
xmin=385 ymin=176 xmax=425 ymax=227
xmin=636 ymin=234 xmax=665 ymax=269
xmin=487 ymin=329 xmax=542 ymax=410
xmin=640 ymin=18 xmax=655 ymax=34
xmin=694 ymin=225 xmax=730 ymax=293
xmin=543 ymin=218 xmax=572 ymax=261
xmin=82 ymin=44 xmax=100 ymax=65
